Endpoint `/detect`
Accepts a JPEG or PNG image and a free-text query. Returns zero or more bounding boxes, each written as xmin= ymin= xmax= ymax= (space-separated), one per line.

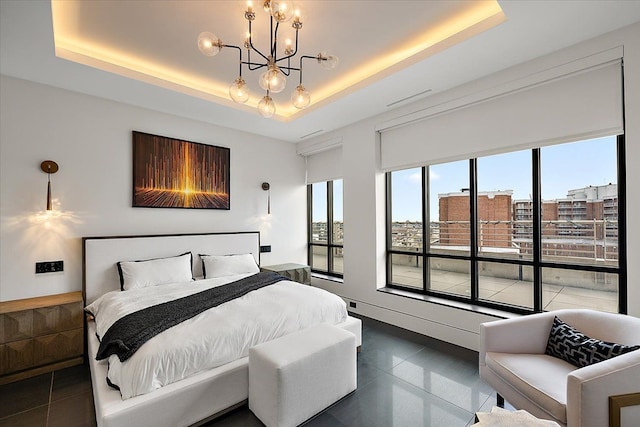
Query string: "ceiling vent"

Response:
xmin=386 ymin=89 xmax=433 ymax=108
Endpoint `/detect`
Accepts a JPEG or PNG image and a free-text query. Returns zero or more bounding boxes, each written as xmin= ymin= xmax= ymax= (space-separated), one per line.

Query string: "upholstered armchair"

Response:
xmin=479 ymin=309 xmax=640 ymax=427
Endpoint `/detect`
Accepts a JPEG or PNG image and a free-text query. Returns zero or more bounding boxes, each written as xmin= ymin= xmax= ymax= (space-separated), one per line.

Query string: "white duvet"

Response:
xmin=86 ymin=274 xmax=347 ymax=399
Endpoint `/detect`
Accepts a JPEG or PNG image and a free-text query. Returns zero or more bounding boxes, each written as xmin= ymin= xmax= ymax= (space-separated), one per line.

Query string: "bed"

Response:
xmin=83 ymin=232 xmax=362 ymax=427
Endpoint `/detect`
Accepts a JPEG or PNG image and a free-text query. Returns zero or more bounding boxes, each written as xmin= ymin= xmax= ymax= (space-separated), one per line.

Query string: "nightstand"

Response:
xmin=261 ymin=263 xmax=311 ymax=285
xmin=0 ymin=291 xmax=84 ymax=385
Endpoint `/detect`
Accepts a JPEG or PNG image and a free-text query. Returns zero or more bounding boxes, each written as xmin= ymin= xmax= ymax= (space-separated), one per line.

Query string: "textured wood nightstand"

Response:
xmin=0 ymin=291 xmax=84 ymax=385
xmin=261 ymin=263 xmax=311 ymax=285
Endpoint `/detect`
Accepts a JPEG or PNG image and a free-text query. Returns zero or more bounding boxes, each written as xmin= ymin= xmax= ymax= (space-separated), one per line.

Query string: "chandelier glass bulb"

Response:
xmin=198 ymin=32 xmax=221 ymax=56
xmin=318 ymin=52 xmax=339 ymax=70
xmin=229 ymin=77 xmax=250 ymax=104
xmin=291 ymin=84 xmax=310 ymax=109
xmin=259 ymin=65 xmax=286 ymax=93
xmin=269 ymin=0 xmax=296 ymax=23
xmin=257 ymin=95 xmax=276 ymax=118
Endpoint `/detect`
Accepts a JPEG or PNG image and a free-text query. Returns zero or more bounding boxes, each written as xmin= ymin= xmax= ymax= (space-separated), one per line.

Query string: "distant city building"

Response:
xmin=513 ymin=183 xmax=617 ymax=259
xmin=311 ymin=221 xmax=344 ymax=243
xmin=439 ymin=190 xmax=513 ymax=248
xmin=385 ymin=184 xmax=618 ymax=262
xmin=391 ymin=221 xmax=423 ymax=250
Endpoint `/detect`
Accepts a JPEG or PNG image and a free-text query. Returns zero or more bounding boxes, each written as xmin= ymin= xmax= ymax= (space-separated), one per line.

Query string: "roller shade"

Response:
xmin=380 ymin=60 xmax=623 ymax=171
xmin=304 ymin=146 xmax=343 ymax=184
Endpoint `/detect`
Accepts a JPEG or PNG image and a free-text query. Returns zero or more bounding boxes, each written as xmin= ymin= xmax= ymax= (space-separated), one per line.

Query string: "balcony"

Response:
xmin=386 ymin=219 xmax=619 ymax=313
xmin=388 ymin=255 xmax=617 ymax=313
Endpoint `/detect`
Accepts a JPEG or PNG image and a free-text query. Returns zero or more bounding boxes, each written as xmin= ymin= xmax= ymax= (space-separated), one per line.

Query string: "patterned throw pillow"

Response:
xmin=545 ymin=316 xmax=593 ymax=367
xmin=589 ymin=339 xmax=640 ymax=365
xmin=545 ymin=316 xmax=640 ymax=368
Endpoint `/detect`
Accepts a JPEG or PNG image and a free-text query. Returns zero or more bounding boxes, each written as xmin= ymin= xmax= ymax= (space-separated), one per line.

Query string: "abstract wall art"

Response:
xmin=132 ymin=131 xmax=230 ymax=209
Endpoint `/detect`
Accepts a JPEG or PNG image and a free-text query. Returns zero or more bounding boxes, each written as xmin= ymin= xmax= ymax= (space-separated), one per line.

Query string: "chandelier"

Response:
xmin=198 ymin=0 xmax=338 ymax=118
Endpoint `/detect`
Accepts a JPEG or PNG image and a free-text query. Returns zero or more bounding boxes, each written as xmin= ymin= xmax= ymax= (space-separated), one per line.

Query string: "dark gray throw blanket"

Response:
xmin=96 ymin=271 xmax=287 ymax=362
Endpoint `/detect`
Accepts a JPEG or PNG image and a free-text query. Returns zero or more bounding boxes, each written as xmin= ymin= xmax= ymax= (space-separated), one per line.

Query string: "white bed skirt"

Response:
xmin=88 ymin=316 xmax=362 ymax=427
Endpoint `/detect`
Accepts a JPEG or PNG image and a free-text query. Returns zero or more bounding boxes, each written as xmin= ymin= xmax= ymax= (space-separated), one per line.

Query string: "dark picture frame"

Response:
xmin=132 ymin=131 xmax=230 ymax=209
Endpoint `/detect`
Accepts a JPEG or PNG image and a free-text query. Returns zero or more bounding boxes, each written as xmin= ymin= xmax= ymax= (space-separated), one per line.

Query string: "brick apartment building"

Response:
xmin=437 ymin=184 xmax=618 ymax=260
xmin=438 ymin=190 xmax=513 ymax=248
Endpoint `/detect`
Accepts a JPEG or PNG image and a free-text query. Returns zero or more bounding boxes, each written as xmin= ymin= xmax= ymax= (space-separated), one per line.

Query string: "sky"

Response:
xmin=391 ymin=135 xmax=617 ymax=221
xmin=313 ymin=136 xmax=617 ymax=222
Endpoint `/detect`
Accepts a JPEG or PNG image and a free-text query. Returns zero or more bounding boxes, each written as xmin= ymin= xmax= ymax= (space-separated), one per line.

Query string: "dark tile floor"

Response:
xmin=206 ymin=315 xmax=502 ymax=427
xmin=0 ymin=315 xmax=502 ymax=427
xmin=0 ymin=364 xmax=96 ymax=427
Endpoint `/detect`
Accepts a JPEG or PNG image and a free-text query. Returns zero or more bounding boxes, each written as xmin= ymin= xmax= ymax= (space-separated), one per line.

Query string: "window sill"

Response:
xmin=377 ymin=287 xmax=520 ymax=320
xmin=311 ymin=272 xmax=344 ymax=284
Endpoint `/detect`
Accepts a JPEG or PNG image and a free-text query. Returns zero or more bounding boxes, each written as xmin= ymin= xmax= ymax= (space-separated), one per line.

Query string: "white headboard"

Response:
xmin=83 ymin=232 xmax=260 ymax=305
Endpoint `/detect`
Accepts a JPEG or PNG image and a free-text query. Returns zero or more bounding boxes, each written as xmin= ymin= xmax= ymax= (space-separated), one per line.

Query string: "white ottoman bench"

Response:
xmin=248 ymin=323 xmax=357 ymax=427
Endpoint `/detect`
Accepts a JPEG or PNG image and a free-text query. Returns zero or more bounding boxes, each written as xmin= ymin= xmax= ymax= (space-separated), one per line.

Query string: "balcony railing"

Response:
xmin=388 ymin=219 xmax=620 ymax=312
xmin=388 ymin=219 xmax=618 ymax=262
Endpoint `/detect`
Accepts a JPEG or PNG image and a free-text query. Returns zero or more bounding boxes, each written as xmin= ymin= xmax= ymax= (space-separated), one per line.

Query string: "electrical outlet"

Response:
xmin=260 ymin=245 xmax=272 ymax=253
xmin=35 ymin=260 xmax=64 ymax=274
xmin=349 ymin=301 xmax=357 ymax=309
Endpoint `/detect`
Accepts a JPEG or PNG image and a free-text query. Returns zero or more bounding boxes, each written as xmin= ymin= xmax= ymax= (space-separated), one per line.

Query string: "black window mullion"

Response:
xmin=469 ymin=159 xmax=478 ymax=302
xmin=532 ymin=148 xmax=542 ymax=312
xmin=617 ymin=134 xmax=627 ymax=314
xmin=307 ymin=184 xmax=313 ymax=267
xmin=327 ymin=181 xmax=334 ymax=274
xmin=422 ymin=167 xmax=428 ymax=293
xmin=386 ymin=172 xmax=393 ymax=286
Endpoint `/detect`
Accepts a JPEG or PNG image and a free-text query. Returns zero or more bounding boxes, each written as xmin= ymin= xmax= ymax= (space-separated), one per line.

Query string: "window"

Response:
xmin=388 ymin=168 xmax=423 ymax=289
xmin=386 ymin=135 xmax=626 ymax=314
xmin=308 ymin=180 xmax=343 ymax=277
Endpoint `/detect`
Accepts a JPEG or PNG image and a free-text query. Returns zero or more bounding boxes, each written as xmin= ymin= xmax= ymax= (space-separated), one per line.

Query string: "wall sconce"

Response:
xmin=40 ymin=160 xmax=59 ymax=211
xmin=262 ymin=182 xmax=271 ymax=215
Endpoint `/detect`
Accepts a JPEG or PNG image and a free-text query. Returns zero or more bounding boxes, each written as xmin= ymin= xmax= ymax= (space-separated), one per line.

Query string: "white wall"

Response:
xmin=2 ymin=22 xmax=638 ymax=351
xmin=0 ymin=76 xmax=307 ymax=302
xmin=302 ymin=22 xmax=640 ymax=350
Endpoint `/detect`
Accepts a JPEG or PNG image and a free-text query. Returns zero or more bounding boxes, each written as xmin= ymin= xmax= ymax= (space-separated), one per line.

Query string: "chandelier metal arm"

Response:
xmin=271 ymin=20 xmax=278 ymax=59
xmin=246 ymin=17 xmax=301 ymax=67
xmin=281 ymin=50 xmax=292 ymax=77
xmin=247 ymin=63 xmax=266 ymax=71
xmin=222 ymin=44 xmax=244 ymax=77
xmin=279 ymin=65 xmax=301 ymax=72
xmin=243 ymin=61 xmax=269 ymax=70
xmin=247 ymin=20 xmax=270 ymax=63
xmin=274 ymin=29 xmax=300 ymax=64
xmin=298 ymin=55 xmax=317 ymax=85
xmin=244 ymin=8 xmax=303 ymax=77
xmin=241 ymin=61 xmax=300 ymax=73
xmin=245 ymin=49 xmax=263 ymax=71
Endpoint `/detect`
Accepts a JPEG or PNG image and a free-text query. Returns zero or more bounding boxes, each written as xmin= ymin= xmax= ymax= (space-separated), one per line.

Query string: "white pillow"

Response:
xmin=200 ymin=253 xmax=259 ymax=279
xmin=117 ymin=252 xmax=193 ymax=291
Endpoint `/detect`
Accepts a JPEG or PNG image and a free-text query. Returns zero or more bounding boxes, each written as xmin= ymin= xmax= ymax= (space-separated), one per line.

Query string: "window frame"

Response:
xmin=385 ymin=135 xmax=627 ymax=314
xmin=308 ymin=180 xmax=344 ymax=278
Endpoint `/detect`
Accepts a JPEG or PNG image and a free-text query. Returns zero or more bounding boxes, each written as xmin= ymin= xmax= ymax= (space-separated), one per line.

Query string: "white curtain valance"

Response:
xmin=304 ymin=146 xmax=343 ymax=184
xmin=380 ymin=59 xmax=623 ymax=171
